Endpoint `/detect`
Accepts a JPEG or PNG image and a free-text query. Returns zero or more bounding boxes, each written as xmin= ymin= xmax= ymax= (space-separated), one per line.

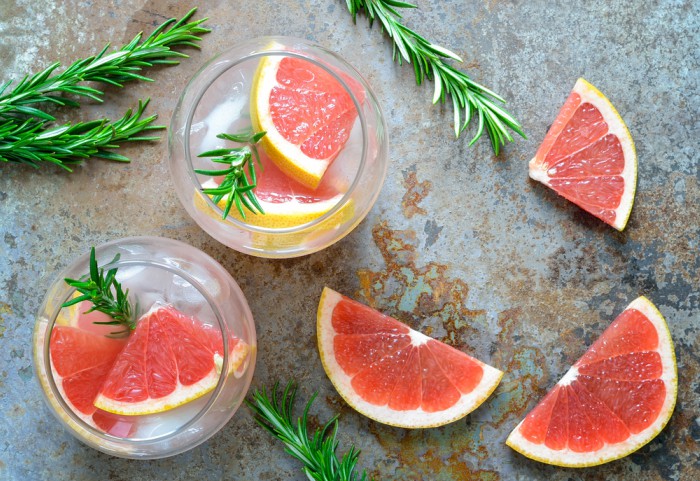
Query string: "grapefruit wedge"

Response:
xmin=317 ymin=288 xmax=503 ymax=428
xmin=529 ymin=78 xmax=637 ymax=231
xmin=94 ymin=304 xmax=249 ymax=415
xmin=49 ymin=325 xmax=134 ymax=435
xmin=506 ymin=297 xmax=677 ymax=467
xmin=251 ymin=55 xmax=362 ymax=190
xmin=50 ymin=326 xmax=127 ymax=416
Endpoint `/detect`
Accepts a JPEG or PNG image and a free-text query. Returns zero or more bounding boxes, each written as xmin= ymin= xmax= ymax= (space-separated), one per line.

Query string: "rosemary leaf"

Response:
xmin=63 ymin=247 xmax=136 ymax=335
xmin=247 ymin=382 xmax=372 ymax=481
xmin=0 ymin=8 xmax=210 ymax=121
xmin=195 ymin=129 xmax=267 ymax=220
xmin=344 ymin=0 xmax=525 ymax=154
xmin=0 ymin=99 xmax=163 ymax=170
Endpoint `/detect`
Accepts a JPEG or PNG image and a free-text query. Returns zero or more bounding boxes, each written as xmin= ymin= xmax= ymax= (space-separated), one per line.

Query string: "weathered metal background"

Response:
xmin=1 ymin=1 xmax=698 ymax=480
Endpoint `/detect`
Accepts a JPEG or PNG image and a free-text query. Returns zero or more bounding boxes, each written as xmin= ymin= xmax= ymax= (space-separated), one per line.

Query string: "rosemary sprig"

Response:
xmin=0 ymin=99 xmax=162 ymax=170
xmin=62 ymin=247 xmax=136 ymax=334
xmin=195 ymin=130 xmax=267 ymax=220
xmin=247 ymin=382 xmax=372 ymax=481
xmin=345 ymin=0 xmax=525 ymax=154
xmin=0 ymin=8 xmax=210 ymax=121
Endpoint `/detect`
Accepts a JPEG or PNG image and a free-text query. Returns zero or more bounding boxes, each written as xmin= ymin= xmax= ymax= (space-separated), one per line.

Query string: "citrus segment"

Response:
xmin=506 ymin=297 xmax=677 ymax=467
xmin=529 ymin=78 xmax=637 ymax=231
xmin=317 ymin=287 xmax=503 ymax=428
xmin=251 ymin=55 xmax=362 ymax=189
xmin=94 ymin=304 xmax=249 ymax=415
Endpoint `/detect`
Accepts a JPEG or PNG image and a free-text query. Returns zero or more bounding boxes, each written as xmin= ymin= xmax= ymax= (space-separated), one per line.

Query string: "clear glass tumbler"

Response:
xmin=168 ymin=36 xmax=389 ymax=258
xmin=33 ymin=236 xmax=256 ymax=459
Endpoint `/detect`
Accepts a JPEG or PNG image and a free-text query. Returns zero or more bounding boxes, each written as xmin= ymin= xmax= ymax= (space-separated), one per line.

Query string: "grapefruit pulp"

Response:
xmin=251 ymin=55 xmax=363 ymax=190
xmin=529 ymin=78 xmax=637 ymax=231
xmin=317 ymin=288 xmax=503 ymax=428
xmin=506 ymin=296 xmax=677 ymax=467
xmin=94 ymin=304 xmax=249 ymax=416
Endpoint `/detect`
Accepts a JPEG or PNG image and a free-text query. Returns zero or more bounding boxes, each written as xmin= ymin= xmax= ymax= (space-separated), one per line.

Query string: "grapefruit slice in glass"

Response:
xmin=506 ymin=296 xmax=677 ymax=467
xmin=251 ymin=54 xmax=362 ymax=190
xmin=199 ymin=150 xmax=352 ymax=229
xmin=317 ymin=287 xmax=503 ymax=428
xmin=94 ymin=305 xmax=250 ymax=415
xmin=49 ymin=325 xmax=133 ymax=435
xmin=529 ymin=78 xmax=637 ymax=231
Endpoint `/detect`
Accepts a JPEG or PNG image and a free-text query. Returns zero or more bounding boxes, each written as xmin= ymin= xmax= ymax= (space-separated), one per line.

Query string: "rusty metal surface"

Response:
xmin=1 ymin=1 xmax=698 ymax=480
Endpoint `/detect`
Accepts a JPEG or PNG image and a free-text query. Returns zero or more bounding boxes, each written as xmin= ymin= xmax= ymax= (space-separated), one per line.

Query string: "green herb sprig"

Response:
xmin=62 ymin=247 xmax=136 ymax=335
xmin=0 ymin=8 xmax=209 ymax=121
xmin=195 ymin=130 xmax=267 ymax=220
xmin=0 ymin=99 xmax=162 ymax=169
xmin=247 ymin=382 xmax=372 ymax=481
xmin=0 ymin=9 xmax=208 ymax=170
xmin=345 ymin=0 xmax=525 ymax=154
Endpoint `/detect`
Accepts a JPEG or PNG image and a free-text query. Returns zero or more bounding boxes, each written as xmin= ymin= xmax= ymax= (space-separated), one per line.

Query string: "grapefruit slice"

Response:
xmin=250 ymin=54 xmax=362 ymax=190
xmin=198 ymin=150 xmax=351 ymax=229
xmin=506 ymin=297 xmax=677 ymax=467
xmin=529 ymin=78 xmax=637 ymax=231
xmin=49 ymin=325 xmax=133 ymax=435
xmin=94 ymin=304 xmax=250 ymax=415
xmin=317 ymin=287 xmax=503 ymax=428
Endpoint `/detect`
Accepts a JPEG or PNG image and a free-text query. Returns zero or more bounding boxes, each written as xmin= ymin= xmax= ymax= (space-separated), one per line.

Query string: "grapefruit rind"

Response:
xmin=250 ymin=55 xmax=357 ymax=190
xmin=505 ymin=296 xmax=677 ymax=467
xmin=529 ymin=78 xmax=637 ymax=231
xmin=317 ymin=287 xmax=504 ymax=429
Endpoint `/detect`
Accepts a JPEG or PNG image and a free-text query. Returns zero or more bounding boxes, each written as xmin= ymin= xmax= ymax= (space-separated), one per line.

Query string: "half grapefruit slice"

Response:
xmin=317 ymin=287 xmax=503 ymax=428
xmin=506 ymin=297 xmax=677 ymax=467
xmin=251 ymin=55 xmax=362 ymax=190
xmin=529 ymin=78 xmax=637 ymax=231
xmin=94 ymin=305 xmax=249 ymax=415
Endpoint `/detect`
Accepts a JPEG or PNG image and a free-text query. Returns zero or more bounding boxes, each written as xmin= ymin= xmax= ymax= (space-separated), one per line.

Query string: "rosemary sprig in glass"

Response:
xmin=195 ymin=130 xmax=267 ymax=220
xmin=247 ymin=381 xmax=372 ymax=481
xmin=62 ymin=247 xmax=136 ymax=335
xmin=344 ymin=0 xmax=525 ymax=154
xmin=0 ymin=8 xmax=210 ymax=121
xmin=0 ymin=99 xmax=162 ymax=169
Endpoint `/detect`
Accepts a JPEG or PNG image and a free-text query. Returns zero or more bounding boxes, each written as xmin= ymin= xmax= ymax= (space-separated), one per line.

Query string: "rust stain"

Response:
xmin=489 ymin=308 xmax=549 ymax=428
xmin=357 ymin=222 xmax=486 ymax=349
xmin=0 ymin=302 xmax=11 ymax=338
xmin=401 ymin=169 xmax=432 ymax=219
xmin=366 ymin=424 xmax=500 ymax=480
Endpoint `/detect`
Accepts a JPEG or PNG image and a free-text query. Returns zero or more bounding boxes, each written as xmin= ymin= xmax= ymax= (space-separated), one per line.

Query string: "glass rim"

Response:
xmin=180 ymin=37 xmax=373 ymax=234
xmin=37 ymin=237 xmax=240 ymax=446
